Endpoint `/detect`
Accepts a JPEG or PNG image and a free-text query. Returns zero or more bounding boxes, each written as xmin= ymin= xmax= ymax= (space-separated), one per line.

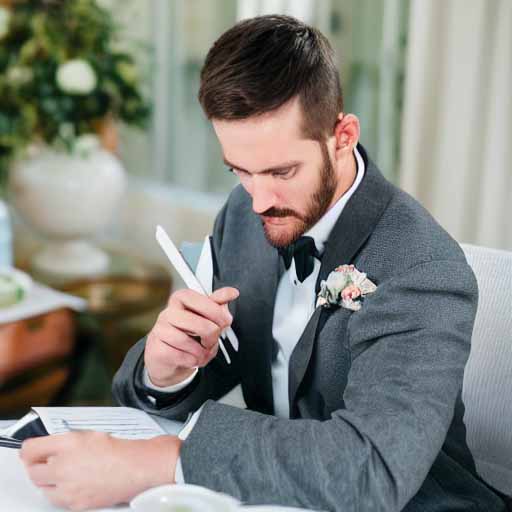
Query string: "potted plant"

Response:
xmin=0 ymin=0 xmax=151 ymax=276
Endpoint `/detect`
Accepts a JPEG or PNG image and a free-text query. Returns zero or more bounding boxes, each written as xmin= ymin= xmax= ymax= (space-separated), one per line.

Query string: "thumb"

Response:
xmin=210 ymin=287 xmax=240 ymax=305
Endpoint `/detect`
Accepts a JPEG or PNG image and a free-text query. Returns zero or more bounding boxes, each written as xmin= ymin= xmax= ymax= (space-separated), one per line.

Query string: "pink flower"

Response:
xmin=335 ymin=264 xmax=355 ymax=274
xmin=341 ymin=284 xmax=361 ymax=301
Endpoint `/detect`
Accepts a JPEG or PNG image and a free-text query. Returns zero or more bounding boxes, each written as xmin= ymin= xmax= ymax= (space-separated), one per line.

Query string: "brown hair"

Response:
xmin=198 ymin=15 xmax=343 ymax=141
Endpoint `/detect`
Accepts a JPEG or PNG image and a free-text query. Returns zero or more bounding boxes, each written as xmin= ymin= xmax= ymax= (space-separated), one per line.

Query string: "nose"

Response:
xmin=250 ymin=175 xmax=276 ymax=215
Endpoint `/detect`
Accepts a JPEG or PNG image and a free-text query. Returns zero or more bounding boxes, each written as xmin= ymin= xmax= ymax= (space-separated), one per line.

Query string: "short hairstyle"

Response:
xmin=198 ymin=15 xmax=343 ymax=141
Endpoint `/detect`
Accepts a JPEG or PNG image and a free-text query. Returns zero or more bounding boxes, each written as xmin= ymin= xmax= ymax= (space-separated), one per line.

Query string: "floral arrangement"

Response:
xmin=316 ymin=264 xmax=377 ymax=311
xmin=0 ymin=0 xmax=151 ymax=182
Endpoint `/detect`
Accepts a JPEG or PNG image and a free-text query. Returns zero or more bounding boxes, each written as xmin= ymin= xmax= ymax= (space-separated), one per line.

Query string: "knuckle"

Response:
xmin=206 ymin=324 xmax=220 ymax=339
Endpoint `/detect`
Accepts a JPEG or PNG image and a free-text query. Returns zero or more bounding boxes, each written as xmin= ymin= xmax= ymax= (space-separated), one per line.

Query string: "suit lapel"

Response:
xmin=227 ymin=218 xmax=282 ymax=415
xmin=315 ymin=145 xmax=396 ymax=290
xmin=288 ymin=145 xmax=396 ymax=410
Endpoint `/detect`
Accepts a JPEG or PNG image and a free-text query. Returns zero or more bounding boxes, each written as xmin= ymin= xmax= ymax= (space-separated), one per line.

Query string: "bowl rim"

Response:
xmin=130 ymin=483 xmax=240 ymax=510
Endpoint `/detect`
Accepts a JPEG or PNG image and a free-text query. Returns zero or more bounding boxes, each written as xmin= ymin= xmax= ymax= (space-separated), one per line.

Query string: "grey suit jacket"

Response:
xmin=113 ymin=146 xmax=506 ymax=512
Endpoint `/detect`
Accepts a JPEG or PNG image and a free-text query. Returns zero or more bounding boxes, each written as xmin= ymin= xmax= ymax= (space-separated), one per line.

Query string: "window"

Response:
xmin=112 ymin=0 xmax=409 ymax=194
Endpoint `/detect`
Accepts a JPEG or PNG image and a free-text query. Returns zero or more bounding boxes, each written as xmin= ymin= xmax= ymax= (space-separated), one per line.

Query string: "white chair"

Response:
xmin=461 ymin=244 xmax=512 ymax=497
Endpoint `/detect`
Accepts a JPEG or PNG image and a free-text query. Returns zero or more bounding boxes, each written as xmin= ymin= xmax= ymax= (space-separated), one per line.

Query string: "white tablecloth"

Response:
xmin=0 ymin=417 xmax=316 ymax=511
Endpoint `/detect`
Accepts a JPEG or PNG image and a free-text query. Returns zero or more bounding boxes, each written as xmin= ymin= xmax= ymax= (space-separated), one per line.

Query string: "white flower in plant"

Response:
xmin=56 ymin=59 xmax=97 ymax=95
xmin=0 ymin=7 xmax=11 ymax=39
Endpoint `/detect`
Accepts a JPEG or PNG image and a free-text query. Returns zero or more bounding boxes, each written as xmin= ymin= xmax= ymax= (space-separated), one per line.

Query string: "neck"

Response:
xmin=328 ymin=151 xmax=357 ymax=210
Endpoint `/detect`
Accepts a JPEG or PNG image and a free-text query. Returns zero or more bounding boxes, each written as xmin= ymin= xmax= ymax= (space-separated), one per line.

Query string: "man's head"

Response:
xmin=199 ymin=15 xmax=360 ymax=247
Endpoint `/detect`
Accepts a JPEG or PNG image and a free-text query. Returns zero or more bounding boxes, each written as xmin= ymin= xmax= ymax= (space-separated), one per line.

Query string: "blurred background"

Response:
xmin=0 ymin=0 xmax=510 ymax=416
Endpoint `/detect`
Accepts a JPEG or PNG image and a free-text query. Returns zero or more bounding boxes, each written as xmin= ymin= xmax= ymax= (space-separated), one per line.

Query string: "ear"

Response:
xmin=333 ymin=113 xmax=360 ymax=159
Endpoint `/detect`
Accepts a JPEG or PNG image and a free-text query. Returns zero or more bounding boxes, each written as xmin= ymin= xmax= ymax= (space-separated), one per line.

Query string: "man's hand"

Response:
xmin=145 ymin=286 xmax=239 ymax=387
xmin=20 ymin=432 xmax=181 ymax=511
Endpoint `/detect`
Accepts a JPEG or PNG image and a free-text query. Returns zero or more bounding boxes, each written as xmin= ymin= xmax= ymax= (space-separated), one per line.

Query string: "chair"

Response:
xmin=461 ymin=244 xmax=512 ymax=497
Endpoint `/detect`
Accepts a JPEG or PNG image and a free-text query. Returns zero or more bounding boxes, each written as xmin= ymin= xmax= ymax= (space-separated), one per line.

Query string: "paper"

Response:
xmin=0 ymin=448 xmax=130 ymax=512
xmin=32 ymin=407 xmax=166 ymax=440
xmin=0 ymin=282 xmax=87 ymax=324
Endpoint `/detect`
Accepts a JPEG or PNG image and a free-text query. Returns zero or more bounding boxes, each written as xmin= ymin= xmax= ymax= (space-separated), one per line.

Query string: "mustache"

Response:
xmin=260 ymin=207 xmax=302 ymax=219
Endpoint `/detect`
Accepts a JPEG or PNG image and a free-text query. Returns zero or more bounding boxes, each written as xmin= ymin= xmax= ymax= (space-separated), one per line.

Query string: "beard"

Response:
xmin=261 ymin=142 xmax=337 ymax=248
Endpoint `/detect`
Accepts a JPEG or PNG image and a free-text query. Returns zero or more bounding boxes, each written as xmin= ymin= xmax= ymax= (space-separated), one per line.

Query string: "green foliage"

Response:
xmin=0 ymin=0 xmax=151 ymax=182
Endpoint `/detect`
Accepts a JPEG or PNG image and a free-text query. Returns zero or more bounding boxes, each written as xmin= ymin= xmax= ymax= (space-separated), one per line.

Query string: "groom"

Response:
xmin=21 ymin=15 xmax=506 ymax=512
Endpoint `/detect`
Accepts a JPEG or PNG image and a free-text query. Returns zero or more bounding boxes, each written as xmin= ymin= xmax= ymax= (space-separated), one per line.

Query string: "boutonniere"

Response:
xmin=316 ymin=264 xmax=377 ymax=311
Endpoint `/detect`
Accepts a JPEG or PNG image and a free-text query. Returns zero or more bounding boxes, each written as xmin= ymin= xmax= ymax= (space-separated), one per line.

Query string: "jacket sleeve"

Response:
xmin=111 ymin=201 xmax=241 ymax=421
xmin=178 ymin=258 xmax=478 ymax=511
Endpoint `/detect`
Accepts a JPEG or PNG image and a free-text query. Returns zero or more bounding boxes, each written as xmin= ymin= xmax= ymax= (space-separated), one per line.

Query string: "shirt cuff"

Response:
xmin=174 ymin=405 xmax=205 ymax=483
xmin=143 ymin=367 xmax=198 ymax=393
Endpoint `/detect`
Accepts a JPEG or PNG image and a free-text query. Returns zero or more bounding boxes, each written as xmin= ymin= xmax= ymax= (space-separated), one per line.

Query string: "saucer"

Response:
xmin=130 ymin=484 xmax=240 ymax=512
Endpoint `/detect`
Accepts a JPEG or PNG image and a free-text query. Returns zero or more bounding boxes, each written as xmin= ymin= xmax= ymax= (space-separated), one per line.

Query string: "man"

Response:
xmin=21 ymin=15 xmax=506 ymax=512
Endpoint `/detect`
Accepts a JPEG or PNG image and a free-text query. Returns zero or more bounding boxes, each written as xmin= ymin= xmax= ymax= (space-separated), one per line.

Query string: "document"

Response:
xmin=33 ymin=406 xmax=165 ymax=439
xmin=2 ymin=406 xmax=183 ymax=441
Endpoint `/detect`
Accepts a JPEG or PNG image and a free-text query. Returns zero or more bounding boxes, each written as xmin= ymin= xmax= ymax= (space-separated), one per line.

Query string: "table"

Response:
xmin=0 ymin=416 xmax=181 ymax=512
xmin=1 ymin=417 xmax=316 ymax=511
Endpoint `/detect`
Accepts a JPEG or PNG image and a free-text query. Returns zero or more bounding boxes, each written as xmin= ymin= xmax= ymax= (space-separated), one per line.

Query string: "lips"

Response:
xmin=261 ymin=216 xmax=288 ymax=226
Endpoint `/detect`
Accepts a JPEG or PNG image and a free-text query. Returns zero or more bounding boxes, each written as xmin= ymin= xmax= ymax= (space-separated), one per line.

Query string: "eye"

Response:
xmin=229 ymin=167 xmax=250 ymax=179
xmin=271 ymin=166 xmax=296 ymax=180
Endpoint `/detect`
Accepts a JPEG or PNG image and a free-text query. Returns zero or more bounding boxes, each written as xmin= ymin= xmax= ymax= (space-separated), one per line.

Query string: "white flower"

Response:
xmin=56 ymin=59 xmax=97 ymax=95
xmin=325 ymin=270 xmax=351 ymax=296
xmin=0 ymin=6 xmax=11 ymax=39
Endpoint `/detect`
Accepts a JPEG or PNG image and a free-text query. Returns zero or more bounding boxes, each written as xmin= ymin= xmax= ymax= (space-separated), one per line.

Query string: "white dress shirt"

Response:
xmin=145 ymin=147 xmax=366 ymax=481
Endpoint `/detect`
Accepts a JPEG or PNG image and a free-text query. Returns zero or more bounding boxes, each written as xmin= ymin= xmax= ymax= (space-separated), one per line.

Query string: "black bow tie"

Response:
xmin=278 ymin=236 xmax=322 ymax=283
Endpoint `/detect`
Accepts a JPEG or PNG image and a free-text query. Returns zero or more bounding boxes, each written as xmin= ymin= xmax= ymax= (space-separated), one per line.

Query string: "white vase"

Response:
xmin=9 ymin=146 xmax=126 ymax=277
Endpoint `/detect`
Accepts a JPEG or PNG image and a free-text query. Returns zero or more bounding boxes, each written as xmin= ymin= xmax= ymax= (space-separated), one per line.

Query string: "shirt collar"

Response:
xmin=304 ymin=145 xmax=365 ymax=254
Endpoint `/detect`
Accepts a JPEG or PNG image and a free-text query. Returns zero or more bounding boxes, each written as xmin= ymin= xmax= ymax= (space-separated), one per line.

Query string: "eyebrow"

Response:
xmin=223 ymin=157 xmax=302 ymax=175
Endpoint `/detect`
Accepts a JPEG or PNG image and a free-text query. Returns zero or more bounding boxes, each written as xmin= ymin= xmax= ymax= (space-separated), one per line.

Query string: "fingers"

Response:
xmin=146 ymin=287 xmax=238 ymax=379
xmin=168 ymin=309 xmax=221 ymax=349
xmin=20 ymin=435 xmax=64 ymax=465
xmin=26 ymin=462 xmax=57 ymax=487
xmin=170 ymin=288 xmax=238 ymax=329
xmin=41 ymin=489 xmax=70 ymax=510
xmin=150 ymin=330 xmax=213 ymax=368
xmin=210 ymin=287 xmax=240 ymax=305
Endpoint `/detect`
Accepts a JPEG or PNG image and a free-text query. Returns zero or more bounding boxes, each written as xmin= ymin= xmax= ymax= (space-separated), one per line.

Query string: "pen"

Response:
xmin=155 ymin=225 xmax=238 ymax=364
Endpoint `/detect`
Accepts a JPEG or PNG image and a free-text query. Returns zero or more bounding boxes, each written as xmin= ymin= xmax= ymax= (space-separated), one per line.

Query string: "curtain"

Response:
xmin=400 ymin=0 xmax=512 ymax=250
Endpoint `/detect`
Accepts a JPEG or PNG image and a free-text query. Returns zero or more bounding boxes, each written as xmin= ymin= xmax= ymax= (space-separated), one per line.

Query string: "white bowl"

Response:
xmin=130 ymin=484 xmax=240 ymax=512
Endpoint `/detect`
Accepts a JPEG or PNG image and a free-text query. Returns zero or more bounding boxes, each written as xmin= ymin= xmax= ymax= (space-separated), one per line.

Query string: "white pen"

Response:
xmin=155 ymin=225 xmax=238 ymax=365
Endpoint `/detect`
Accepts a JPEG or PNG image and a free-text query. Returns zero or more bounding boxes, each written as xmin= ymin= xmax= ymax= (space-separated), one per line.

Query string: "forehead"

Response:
xmin=212 ymin=97 xmax=319 ymax=171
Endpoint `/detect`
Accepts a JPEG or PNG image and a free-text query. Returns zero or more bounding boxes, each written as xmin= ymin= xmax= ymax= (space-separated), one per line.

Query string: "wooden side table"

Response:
xmin=0 ymin=308 xmax=76 ymax=418
xmin=23 ymin=249 xmax=172 ymax=405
